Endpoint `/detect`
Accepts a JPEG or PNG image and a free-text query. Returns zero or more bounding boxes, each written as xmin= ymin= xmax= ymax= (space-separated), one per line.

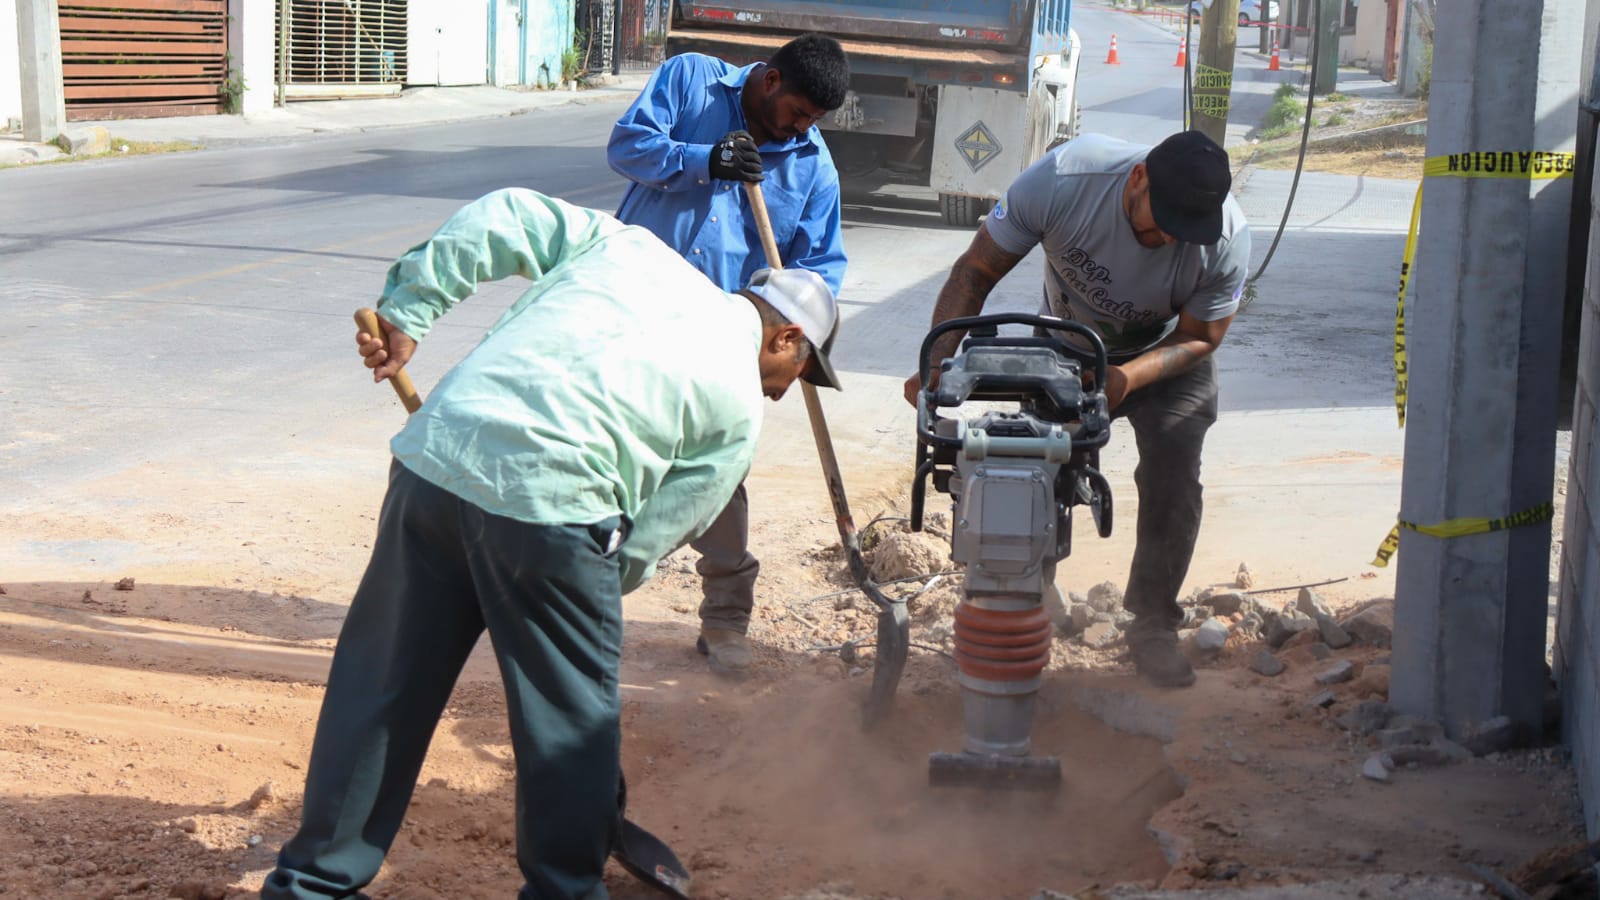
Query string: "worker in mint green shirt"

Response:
xmin=261 ymin=188 xmax=841 ymax=900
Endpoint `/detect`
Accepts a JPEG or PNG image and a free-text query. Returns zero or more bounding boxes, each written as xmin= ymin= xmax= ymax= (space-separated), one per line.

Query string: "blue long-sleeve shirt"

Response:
xmin=607 ymin=52 xmax=847 ymax=294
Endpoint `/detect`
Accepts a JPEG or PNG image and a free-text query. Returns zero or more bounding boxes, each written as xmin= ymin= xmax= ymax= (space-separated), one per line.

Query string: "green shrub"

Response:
xmin=1264 ymin=93 xmax=1305 ymax=131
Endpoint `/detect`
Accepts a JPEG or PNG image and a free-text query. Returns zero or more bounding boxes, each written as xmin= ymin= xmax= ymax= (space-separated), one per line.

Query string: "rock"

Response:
xmin=866 ymin=531 xmax=948 ymax=582
xmin=1282 ymin=626 xmax=1323 ymax=651
xmin=1112 ymin=608 xmax=1136 ymax=627
xmin=1239 ymin=610 xmax=1264 ymax=637
xmin=1309 ymin=689 xmax=1336 ymax=708
xmin=1315 ymin=660 xmax=1355 ymax=685
xmin=1308 ymin=642 xmax=1333 ymax=660
xmin=1296 ymin=587 xmax=1333 ymax=618
xmin=1265 ymin=611 xmax=1316 ymax=649
xmin=1204 ymin=591 xmax=1251 ymax=617
xmin=1235 ymin=562 xmax=1255 ymax=589
xmin=1353 ymin=663 xmax=1391 ymax=699
xmin=1341 ymin=600 xmax=1395 ymax=647
xmin=114 ymin=576 xmax=136 ymax=591
xmin=1044 ymin=584 xmax=1072 ymax=632
xmin=1069 ymin=602 xmax=1095 ymax=635
xmin=1315 ymin=613 xmax=1353 ymax=649
xmin=246 ymin=781 xmax=276 ymax=810
xmin=1080 ymin=621 xmax=1121 ymax=649
xmin=1086 ymin=580 xmax=1123 ymax=613
xmin=1335 ymin=700 xmax=1392 ymax=736
xmin=1377 ymin=716 xmax=1444 ymax=748
xmin=1361 ymin=753 xmax=1394 ymax=783
xmin=1249 ymin=649 xmax=1286 ymax=677
xmin=1388 ymin=741 xmax=1470 ymax=767
xmin=54 ymin=124 xmax=112 ymax=156
xmin=1193 ymin=618 xmax=1230 ymax=652
xmin=1462 ymin=715 xmax=1521 ymax=756
xmin=1192 ymin=605 xmax=1213 ymax=622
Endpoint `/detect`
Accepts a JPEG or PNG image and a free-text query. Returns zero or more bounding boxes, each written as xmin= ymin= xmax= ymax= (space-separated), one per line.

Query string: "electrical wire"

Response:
xmin=1245 ymin=0 xmax=1323 ymax=286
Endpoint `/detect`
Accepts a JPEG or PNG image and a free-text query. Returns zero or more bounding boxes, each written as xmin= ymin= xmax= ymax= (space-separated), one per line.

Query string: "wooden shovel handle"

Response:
xmin=354 ymin=307 xmax=422 ymax=414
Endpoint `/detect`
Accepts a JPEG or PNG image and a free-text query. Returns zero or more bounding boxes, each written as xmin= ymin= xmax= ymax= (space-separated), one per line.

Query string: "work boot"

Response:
xmin=696 ymin=628 xmax=752 ymax=678
xmin=1127 ymin=623 xmax=1196 ymax=688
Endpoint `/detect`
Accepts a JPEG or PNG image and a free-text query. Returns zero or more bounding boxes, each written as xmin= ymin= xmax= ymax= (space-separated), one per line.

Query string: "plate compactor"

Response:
xmin=892 ymin=313 xmax=1116 ymax=792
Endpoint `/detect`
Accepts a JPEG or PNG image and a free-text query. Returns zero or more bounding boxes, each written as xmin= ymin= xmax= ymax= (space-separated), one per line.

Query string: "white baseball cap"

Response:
xmin=744 ymin=267 xmax=842 ymax=389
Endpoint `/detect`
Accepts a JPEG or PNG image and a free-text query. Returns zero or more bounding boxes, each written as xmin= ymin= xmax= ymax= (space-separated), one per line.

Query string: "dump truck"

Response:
xmin=664 ymin=0 xmax=1083 ymax=227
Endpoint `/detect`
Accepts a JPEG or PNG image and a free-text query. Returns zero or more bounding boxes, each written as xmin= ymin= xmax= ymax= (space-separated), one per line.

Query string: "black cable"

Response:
xmin=1184 ymin=8 xmax=1196 ymax=127
xmin=1245 ymin=0 xmax=1321 ymax=287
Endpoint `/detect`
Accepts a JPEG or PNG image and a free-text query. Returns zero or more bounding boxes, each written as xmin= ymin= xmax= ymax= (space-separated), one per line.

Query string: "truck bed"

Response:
xmin=664 ymin=27 xmax=1021 ymax=65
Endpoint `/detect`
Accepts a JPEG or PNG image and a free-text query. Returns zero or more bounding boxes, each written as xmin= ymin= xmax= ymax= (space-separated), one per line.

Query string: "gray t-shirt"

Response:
xmin=985 ymin=134 xmax=1251 ymax=359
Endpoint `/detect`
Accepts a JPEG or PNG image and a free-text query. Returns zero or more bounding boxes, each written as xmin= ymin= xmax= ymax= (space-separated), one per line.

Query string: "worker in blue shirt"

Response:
xmin=607 ymin=33 xmax=850 ymax=677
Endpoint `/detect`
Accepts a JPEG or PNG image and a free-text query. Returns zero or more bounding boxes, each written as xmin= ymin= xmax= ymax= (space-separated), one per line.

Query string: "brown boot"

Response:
xmin=1127 ymin=624 xmax=1196 ymax=688
xmin=696 ymin=628 xmax=752 ymax=678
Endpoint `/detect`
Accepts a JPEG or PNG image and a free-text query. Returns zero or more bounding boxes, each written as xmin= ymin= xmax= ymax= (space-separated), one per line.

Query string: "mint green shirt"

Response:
xmin=377 ymin=189 xmax=764 ymax=593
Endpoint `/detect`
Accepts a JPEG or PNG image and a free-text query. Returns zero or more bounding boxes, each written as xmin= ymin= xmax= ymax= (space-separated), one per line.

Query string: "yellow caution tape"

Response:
xmin=1422 ymin=151 xmax=1576 ymax=179
xmin=1370 ymin=502 xmax=1555 ymax=568
xmin=1377 ymin=151 xmax=1573 ymax=566
xmin=1193 ymin=65 xmax=1231 ymax=119
xmin=1393 ymin=184 xmax=1421 ymax=427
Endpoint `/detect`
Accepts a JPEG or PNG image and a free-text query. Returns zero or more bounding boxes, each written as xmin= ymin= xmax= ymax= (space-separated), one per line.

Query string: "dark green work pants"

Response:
xmin=262 ymin=461 xmax=624 ymax=900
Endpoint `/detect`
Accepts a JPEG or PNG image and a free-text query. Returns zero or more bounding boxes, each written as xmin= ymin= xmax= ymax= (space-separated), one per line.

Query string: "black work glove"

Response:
xmin=709 ymin=130 xmax=764 ymax=183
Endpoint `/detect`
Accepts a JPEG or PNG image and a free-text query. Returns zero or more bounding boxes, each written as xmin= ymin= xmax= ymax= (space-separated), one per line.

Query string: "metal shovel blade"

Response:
xmin=613 ymin=817 xmax=693 ymax=899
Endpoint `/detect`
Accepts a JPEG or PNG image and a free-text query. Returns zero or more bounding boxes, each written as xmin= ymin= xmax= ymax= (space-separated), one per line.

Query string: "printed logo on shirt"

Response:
xmin=991 ymin=196 xmax=1008 ymax=221
xmin=1060 ymin=247 xmax=1162 ymax=328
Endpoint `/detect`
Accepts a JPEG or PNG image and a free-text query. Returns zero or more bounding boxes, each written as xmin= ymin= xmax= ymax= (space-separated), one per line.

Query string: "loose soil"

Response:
xmin=0 ymin=457 xmax=1586 ymax=900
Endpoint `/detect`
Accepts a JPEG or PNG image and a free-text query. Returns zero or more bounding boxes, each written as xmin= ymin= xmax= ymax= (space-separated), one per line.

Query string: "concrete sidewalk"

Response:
xmin=0 ymin=73 xmax=655 ymax=167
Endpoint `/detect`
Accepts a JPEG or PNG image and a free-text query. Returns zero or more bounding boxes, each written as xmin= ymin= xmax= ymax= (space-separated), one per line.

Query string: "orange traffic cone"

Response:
xmin=1268 ymin=39 xmax=1281 ymax=71
xmin=1173 ymin=36 xmax=1188 ymax=68
xmin=1105 ymin=33 xmax=1121 ymax=65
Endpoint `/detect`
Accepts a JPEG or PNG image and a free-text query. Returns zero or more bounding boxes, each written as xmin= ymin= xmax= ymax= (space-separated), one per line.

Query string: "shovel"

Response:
xmin=742 ymin=183 xmax=910 ymax=730
xmin=353 ymin=307 xmax=693 ymax=899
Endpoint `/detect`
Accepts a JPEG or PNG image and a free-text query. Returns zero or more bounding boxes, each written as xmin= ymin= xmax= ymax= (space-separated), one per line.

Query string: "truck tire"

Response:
xmin=940 ymin=193 xmax=992 ymax=228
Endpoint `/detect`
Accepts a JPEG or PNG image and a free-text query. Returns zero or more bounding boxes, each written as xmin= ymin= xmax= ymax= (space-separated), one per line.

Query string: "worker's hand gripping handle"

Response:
xmin=354 ymin=307 xmax=423 ymax=414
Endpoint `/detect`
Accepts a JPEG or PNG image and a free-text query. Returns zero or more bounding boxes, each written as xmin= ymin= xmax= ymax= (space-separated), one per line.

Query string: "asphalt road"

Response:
xmin=0 ymin=16 xmax=1411 ymax=588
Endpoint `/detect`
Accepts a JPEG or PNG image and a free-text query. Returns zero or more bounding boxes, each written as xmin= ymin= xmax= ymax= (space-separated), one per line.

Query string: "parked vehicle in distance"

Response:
xmin=1187 ymin=0 xmax=1281 ymax=25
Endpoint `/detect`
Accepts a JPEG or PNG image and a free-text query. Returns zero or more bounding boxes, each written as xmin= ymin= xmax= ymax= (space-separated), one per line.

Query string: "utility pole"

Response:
xmin=1313 ymin=0 xmax=1341 ymax=94
xmin=1398 ymin=0 xmax=1429 ymax=96
xmin=16 ymin=0 xmax=65 ymax=142
xmin=1193 ymin=0 xmax=1240 ymax=146
xmin=1391 ymin=0 xmax=1582 ymax=739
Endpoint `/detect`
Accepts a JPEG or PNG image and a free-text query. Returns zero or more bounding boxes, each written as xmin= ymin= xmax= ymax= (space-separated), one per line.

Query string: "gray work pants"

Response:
xmin=692 ymin=481 xmax=759 ymax=633
xmin=1115 ymin=356 xmax=1219 ymax=633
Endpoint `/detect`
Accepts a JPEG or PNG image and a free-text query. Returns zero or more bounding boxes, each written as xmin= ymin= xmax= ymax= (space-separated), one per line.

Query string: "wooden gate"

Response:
xmin=61 ymin=0 xmax=229 ymax=121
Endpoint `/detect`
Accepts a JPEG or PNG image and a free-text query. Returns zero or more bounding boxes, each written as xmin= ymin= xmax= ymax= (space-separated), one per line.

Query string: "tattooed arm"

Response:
xmin=902 ymin=223 xmax=1028 ymax=406
xmin=1104 ymin=309 xmax=1233 ymax=410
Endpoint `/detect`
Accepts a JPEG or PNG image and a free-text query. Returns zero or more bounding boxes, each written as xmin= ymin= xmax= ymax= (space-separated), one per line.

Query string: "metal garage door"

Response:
xmin=276 ymin=0 xmax=408 ymax=100
xmin=60 ymin=0 xmax=229 ymax=121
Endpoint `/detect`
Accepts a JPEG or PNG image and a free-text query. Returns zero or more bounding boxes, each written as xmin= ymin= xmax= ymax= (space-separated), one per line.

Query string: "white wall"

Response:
xmin=2 ymin=0 xmax=23 ymax=129
xmin=408 ymin=0 xmax=488 ymax=87
xmin=227 ymin=0 xmax=275 ymax=114
xmin=1342 ymin=0 xmax=1389 ymax=69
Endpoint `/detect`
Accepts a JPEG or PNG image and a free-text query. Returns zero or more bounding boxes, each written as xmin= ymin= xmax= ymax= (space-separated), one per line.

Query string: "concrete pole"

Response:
xmin=1193 ymin=0 xmax=1239 ymax=146
xmin=15 ymin=0 xmax=64 ymax=142
xmin=1313 ymin=0 xmax=1340 ymax=94
xmin=1397 ymin=0 xmax=1427 ymax=96
xmin=1391 ymin=0 xmax=1582 ymax=739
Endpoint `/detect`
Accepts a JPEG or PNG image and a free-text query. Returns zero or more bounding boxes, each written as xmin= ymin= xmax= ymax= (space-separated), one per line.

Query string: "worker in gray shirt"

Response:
xmin=903 ymin=130 xmax=1250 ymax=688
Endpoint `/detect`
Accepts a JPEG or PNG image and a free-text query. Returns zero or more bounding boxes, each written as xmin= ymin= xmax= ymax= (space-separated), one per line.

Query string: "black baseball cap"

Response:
xmin=1143 ymin=130 xmax=1232 ymax=245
